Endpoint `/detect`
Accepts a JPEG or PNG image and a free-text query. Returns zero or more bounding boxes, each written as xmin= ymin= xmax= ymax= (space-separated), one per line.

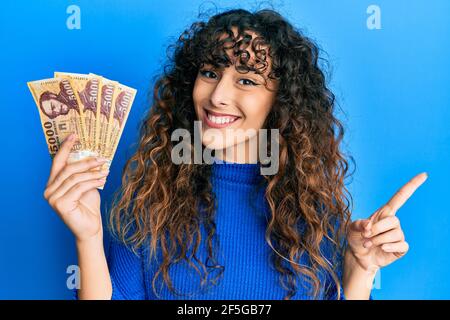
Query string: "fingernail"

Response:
xmin=66 ymin=134 xmax=74 ymax=142
xmin=383 ymin=244 xmax=391 ymax=251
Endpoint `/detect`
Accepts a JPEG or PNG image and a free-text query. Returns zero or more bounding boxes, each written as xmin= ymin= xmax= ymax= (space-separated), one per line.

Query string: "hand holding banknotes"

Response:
xmin=43 ymin=133 xmax=109 ymax=242
xmin=29 ymin=71 xmax=137 ymax=299
xmin=28 ymin=71 xmax=137 ymax=189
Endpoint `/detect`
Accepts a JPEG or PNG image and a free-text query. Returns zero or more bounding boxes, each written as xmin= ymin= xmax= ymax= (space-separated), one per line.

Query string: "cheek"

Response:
xmin=192 ymin=79 xmax=207 ymax=116
xmin=192 ymin=78 xmax=200 ymax=102
xmin=240 ymin=96 xmax=272 ymax=128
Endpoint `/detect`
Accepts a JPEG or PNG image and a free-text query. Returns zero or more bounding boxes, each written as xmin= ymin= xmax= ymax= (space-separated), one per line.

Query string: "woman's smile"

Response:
xmin=202 ymin=108 xmax=242 ymax=129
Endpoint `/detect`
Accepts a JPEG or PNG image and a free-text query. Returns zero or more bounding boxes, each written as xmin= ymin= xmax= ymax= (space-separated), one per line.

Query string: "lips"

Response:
xmin=202 ymin=108 xmax=242 ymax=128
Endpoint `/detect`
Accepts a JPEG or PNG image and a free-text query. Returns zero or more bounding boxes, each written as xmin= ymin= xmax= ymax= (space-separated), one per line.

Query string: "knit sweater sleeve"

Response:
xmin=106 ymin=236 xmax=146 ymax=300
xmin=72 ymin=236 xmax=146 ymax=300
xmin=323 ymin=243 xmax=347 ymax=300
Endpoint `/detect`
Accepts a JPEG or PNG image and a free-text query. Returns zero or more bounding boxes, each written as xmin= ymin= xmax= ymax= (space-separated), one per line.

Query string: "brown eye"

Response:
xmin=238 ymin=78 xmax=258 ymax=86
xmin=199 ymin=70 xmax=217 ymax=79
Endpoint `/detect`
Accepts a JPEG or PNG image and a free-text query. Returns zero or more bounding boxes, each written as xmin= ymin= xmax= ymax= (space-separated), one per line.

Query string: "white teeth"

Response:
xmin=207 ymin=112 xmax=237 ymax=125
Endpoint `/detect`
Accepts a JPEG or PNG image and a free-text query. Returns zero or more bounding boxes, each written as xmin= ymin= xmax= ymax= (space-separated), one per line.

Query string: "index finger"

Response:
xmin=47 ymin=133 xmax=77 ymax=185
xmin=385 ymin=172 xmax=428 ymax=214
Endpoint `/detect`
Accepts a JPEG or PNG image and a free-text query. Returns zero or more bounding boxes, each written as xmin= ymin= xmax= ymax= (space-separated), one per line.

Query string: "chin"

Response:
xmin=201 ymin=130 xmax=229 ymax=150
xmin=202 ymin=129 xmax=251 ymax=151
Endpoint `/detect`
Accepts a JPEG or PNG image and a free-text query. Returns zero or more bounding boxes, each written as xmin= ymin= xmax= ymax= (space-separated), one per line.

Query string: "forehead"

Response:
xmin=42 ymin=98 xmax=61 ymax=107
xmin=43 ymin=97 xmax=59 ymax=102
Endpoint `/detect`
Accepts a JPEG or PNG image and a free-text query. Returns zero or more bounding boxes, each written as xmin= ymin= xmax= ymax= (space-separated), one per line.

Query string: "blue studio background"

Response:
xmin=0 ymin=0 xmax=448 ymax=299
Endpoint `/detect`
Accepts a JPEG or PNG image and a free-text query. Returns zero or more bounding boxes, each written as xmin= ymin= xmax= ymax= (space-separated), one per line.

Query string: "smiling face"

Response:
xmin=193 ymin=27 xmax=278 ymax=162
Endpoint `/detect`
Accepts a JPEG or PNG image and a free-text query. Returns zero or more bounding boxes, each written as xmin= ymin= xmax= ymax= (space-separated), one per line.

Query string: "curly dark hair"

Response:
xmin=109 ymin=7 xmax=354 ymax=300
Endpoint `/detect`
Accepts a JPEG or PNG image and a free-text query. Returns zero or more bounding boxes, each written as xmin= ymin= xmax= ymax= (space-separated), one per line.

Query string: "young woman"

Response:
xmin=43 ymin=8 xmax=426 ymax=300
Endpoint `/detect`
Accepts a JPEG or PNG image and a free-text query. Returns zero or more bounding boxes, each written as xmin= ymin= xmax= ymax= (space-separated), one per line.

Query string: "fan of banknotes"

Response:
xmin=27 ymin=72 xmax=137 ymax=188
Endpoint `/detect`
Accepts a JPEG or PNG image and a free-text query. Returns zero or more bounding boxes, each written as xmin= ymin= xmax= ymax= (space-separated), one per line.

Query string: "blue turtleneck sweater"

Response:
xmin=75 ymin=160 xmax=362 ymax=300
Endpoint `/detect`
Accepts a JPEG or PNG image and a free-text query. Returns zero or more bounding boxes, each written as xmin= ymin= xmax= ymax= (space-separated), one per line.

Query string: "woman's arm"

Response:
xmin=42 ymin=135 xmax=112 ymax=299
xmin=75 ymin=232 xmax=148 ymax=300
xmin=342 ymin=249 xmax=376 ymax=300
xmin=76 ymin=232 xmax=112 ymax=300
xmin=343 ymin=173 xmax=427 ymax=300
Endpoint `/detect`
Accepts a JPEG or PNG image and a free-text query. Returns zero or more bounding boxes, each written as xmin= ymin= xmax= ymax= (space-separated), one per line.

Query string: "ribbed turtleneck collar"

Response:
xmin=211 ymin=158 xmax=263 ymax=185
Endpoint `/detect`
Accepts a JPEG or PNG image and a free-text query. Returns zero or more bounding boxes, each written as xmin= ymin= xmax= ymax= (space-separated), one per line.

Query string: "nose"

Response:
xmin=209 ymin=73 xmax=234 ymax=108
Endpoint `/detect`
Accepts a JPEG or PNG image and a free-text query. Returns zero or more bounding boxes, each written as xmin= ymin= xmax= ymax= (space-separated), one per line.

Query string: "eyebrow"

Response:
xmin=201 ymin=63 xmax=269 ymax=80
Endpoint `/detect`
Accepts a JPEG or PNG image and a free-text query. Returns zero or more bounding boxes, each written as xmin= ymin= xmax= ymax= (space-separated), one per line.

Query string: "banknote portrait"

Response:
xmin=79 ymin=78 xmax=99 ymax=114
xmin=113 ymin=90 xmax=131 ymax=126
xmin=39 ymin=80 xmax=80 ymax=119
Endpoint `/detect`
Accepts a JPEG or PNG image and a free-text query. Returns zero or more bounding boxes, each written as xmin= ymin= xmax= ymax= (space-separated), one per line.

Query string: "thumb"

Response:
xmin=349 ymin=218 xmax=371 ymax=233
xmin=364 ymin=218 xmax=372 ymax=231
xmin=48 ymin=133 xmax=78 ymax=185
